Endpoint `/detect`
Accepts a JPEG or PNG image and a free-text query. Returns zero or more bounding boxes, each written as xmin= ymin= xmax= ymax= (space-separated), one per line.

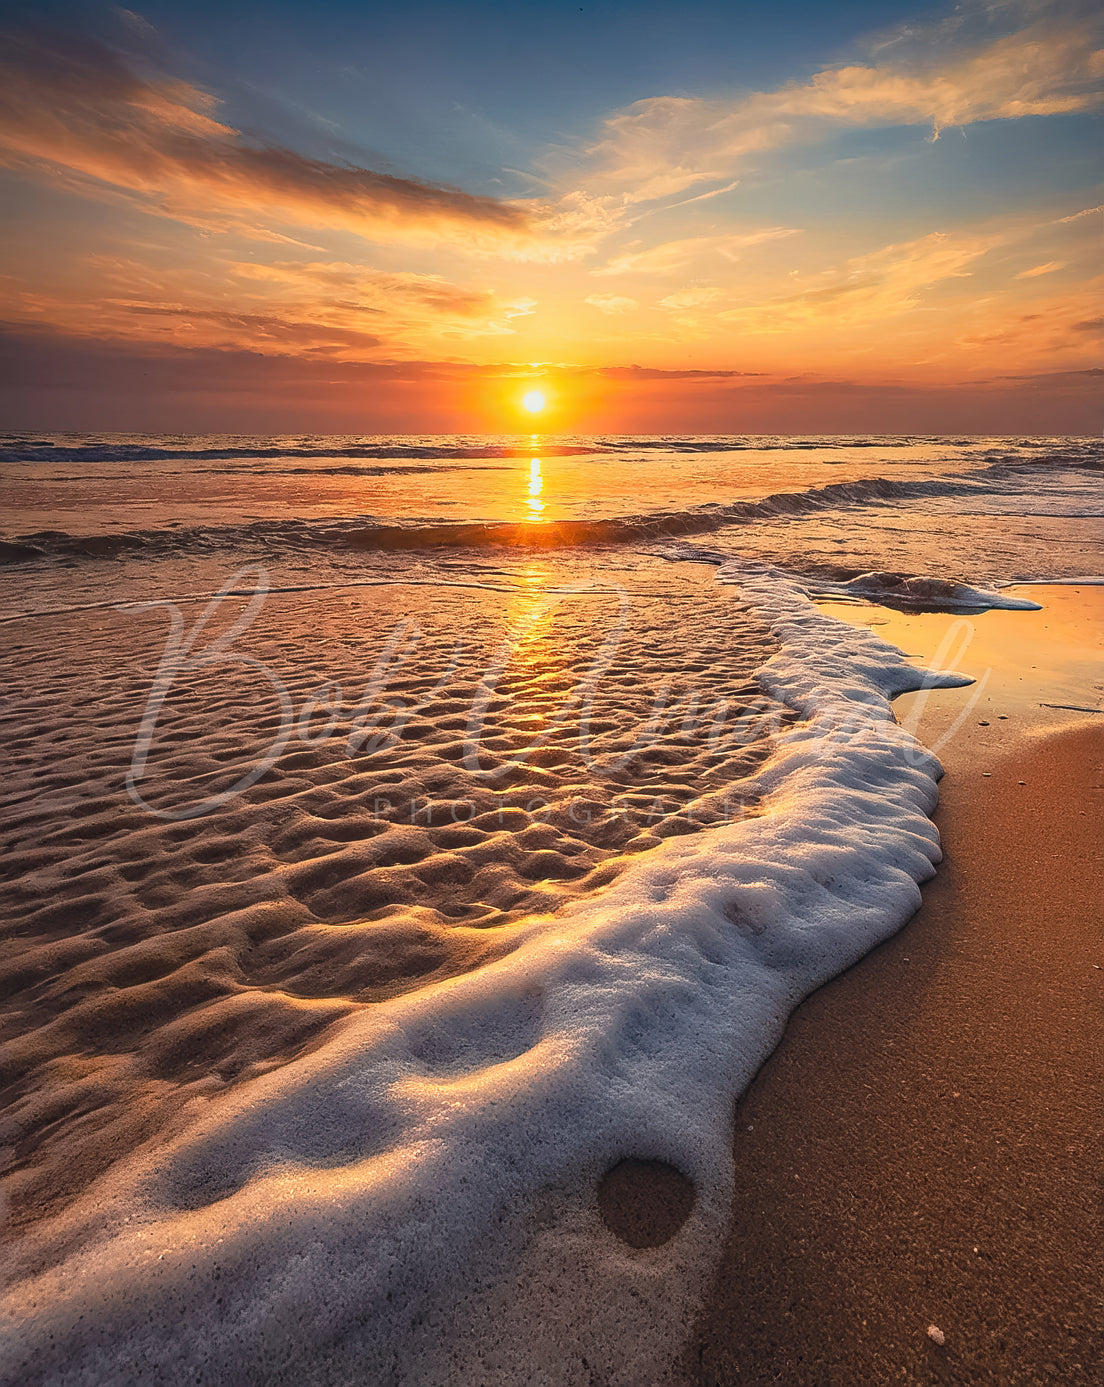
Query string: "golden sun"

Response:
xmin=522 ymin=390 xmax=546 ymax=414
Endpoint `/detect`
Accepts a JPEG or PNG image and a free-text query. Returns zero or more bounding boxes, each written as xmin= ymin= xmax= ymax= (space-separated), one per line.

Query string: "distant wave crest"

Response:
xmin=3 ymin=434 xmax=1099 ymax=467
xmin=3 ymin=458 xmax=1101 ymax=566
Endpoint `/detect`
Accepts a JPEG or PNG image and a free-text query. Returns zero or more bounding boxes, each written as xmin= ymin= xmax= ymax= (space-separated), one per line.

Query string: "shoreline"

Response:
xmin=686 ymin=589 xmax=1102 ymax=1385
xmin=2 ymin=580 xmax=1100 ymax=1382
xmin=0 ymin=560 xmax=979 ymax=1385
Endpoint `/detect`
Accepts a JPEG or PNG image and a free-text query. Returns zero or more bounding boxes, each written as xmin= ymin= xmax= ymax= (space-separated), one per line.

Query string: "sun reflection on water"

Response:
xmin=526 ymin=457 xmax=544 ymax=515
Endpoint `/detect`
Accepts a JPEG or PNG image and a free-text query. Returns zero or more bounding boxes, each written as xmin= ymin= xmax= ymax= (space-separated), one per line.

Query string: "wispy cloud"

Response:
xmin=1013 ymin=260 xmax=1065 ymax=278
xmin=0 ymin=322 xmax=762 ymax=388
xmin=0 ymin=251 xmax=539 ymax=358
xmin=586 ymin=365 xmax=763 ymax=380
xmin=579 ymin=12 xmax=1104 ymax=202
xmin=0 ymin=29 xmax=533 ymax=249
xmin=232 ymin=261 xmax=500 ymax=317
xmin=592 ymin=229 xmax=797 ymax=277
xmin=974 ymin=365 xmax=1104 ymax=386
xmin=657 ymin=287 xmax=725 ymax=311
xmin=584 ymin=294 xmax=639 ymax=314
xmin=718 ymin=230 xmax=1004 ymax=331
xmin=954 ymin=273 xmax=1104 ymax=356
xmin=6 ymin=322 xmax=1097 ymax=434
xmin=663 ymin=179 xmax=742 ymax=210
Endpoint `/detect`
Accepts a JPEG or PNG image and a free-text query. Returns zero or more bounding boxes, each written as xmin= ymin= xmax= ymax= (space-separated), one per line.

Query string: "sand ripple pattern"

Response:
xmin=0 ymin=570 xmax=782 ymax=1235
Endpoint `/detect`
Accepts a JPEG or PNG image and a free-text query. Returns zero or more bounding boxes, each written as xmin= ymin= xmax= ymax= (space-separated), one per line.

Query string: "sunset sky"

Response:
xmin=1 ymin=0 xmax=1100 ymax=433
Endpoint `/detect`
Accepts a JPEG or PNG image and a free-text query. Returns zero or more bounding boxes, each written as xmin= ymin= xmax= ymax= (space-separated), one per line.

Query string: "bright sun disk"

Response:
xmin=522 ymin=390 xmax=546 ymax=413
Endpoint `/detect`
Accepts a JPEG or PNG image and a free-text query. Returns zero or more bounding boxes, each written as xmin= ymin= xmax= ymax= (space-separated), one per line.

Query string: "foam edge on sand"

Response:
xmin=2 ymin=567 xmax=972 ymax=1387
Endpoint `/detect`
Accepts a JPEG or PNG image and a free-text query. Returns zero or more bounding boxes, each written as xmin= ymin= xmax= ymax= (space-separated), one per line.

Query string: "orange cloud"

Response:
xmin=584 ymin=294 xmax=639 ymax=314
xmin=954 ymin=273 xmax=1104 ymax=361
xmin=592 ymin=229 xmax=797 ymax=277
xmin=718 ymin=230 xmax=1004 ymax=332
xmin=1013 ymin=260 xmax=1065 ymax=278
xmin=231 ymin=260 xmax=512 ymax=323
xmin=657 ymin=288 xmax=725 ymax=311
xmin=0 ymin=249 xmax=540 ymax=360
xmin=0 ymin=30 xmax=532 ymax=249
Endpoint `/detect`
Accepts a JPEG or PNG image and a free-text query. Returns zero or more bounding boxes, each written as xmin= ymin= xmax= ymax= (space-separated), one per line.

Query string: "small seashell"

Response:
xmin=927 ymin=1324 xmax=946 ymax=1346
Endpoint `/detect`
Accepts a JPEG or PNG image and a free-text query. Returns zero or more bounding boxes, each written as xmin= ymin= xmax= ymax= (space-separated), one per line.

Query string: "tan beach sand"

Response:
xmin=685 ymin=589 xmax=1103 ymax=1385
xmin=821 ymin=583 xmax=1103 ymax=753
xmin=5 ymin=576 xmax=1099 ymax=1382
xmin=0 ymin=566 xmax=782 ymax=1250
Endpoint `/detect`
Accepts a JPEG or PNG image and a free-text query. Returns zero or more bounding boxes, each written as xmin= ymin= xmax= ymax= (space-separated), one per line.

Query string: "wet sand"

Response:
xmin=687 ymin=589 xmax=1103 ymax=1385
xmin=0 ymin=567 xmax=781 ymax=1251
xmin=4 ymin=575 xmax=1100 ymax=1382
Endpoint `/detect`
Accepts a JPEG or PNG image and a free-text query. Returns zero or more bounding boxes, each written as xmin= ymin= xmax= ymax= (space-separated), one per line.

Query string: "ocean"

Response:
xmin=1 ymin=433 xmax=1101 ymax=1384
xmin=2 ymin=434 xmax=1101 ymax=609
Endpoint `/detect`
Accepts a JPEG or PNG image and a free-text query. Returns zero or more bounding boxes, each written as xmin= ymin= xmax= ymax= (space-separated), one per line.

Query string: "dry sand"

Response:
xmin=685 ymin=588 xmax=1103 ymax=1385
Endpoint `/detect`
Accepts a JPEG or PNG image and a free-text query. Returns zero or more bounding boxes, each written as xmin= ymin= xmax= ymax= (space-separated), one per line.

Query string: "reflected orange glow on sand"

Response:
xmin=823 ymin=586 xmax=1103 ymax=758
xmin=515 ymin=561 xmax=557 ymax=629
xmin=495 ymin=561 xmax=573 ymax=749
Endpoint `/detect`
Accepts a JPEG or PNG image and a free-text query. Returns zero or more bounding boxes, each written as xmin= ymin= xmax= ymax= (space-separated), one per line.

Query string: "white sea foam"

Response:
xmin=893 ymin=470 xmax=1104 ymax=519
xmin=1 ymin=569 xmax=973 ymax=1386
xmin=666 ymin=548 xmax=1046 ymax=612
xmin=802 ymin=570 xmax=1043 ymax=610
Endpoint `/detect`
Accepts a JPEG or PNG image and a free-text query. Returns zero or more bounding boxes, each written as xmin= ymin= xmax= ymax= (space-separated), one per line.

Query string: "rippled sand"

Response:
xmin=0 ymin=563 xmax=783 ymax=1239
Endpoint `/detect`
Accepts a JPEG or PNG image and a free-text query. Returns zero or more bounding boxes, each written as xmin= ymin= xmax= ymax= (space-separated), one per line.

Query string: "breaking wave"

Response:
xmin=4 ymin=458 xmax=1100 ymax=565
